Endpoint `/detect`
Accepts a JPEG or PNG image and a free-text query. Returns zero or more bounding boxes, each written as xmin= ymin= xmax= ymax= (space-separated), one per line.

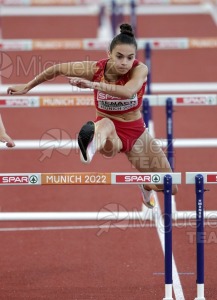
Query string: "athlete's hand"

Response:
xmin=0 ymin=132 xmax=15 ymax=147
xmin=7 ymin=84 xmax=29 ymax=95
xmin=68 ymin=77 xmax=92 ymax=89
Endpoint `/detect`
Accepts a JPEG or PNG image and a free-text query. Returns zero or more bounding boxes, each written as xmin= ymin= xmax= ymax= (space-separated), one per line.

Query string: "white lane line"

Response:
xmin=0 ymin=223 xmax=145 ymax=232
xmin=0 ymin=220 xmax=214 ymax=232
xmin=153 ymin=272 xmax=194 ymax=276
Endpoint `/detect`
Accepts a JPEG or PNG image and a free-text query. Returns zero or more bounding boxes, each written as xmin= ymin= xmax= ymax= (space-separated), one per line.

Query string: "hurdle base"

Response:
xmin=163 ymin=284 xmax=173 ymax=300
xmin=194 ymin=284 xmax=205 ymax=300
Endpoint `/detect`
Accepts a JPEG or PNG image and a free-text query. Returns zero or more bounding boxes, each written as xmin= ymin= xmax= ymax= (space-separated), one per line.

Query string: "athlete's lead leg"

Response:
xmin=78 ymin=118 xmax=123 ymax=163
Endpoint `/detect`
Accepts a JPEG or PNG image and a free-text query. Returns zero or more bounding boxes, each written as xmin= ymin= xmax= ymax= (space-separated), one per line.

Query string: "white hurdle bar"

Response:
xmin=186 ymin=172 xmax=217 ymax=184
xmin=0 ymin=172 xmax=181 ymax=221
xmin=0 ymin=94 xmax=216 ymax=106
xmin=2 ymin=37 xmax=217 ymax=51
xmin=0 ymin=0 xmax=212 ymax=5
xmin=179 ymin=172 xmax=217 ymax=221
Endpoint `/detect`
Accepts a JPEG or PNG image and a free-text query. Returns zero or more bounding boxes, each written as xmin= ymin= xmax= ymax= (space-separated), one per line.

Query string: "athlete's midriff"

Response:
xmin=96 ymin=108 xmax=142 ymax=122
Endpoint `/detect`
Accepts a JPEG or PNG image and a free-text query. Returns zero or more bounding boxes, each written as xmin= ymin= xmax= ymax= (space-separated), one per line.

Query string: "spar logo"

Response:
xmin=176 ymin=97 xmax=215 ymax=105
xmin=207 ymin=174 xmax=217 ymax=183
xmin=116 ymin=174 xmax=162 ymax=183
xmin=0 ymin=175 xmax=39 ymax=184
xmin=152 ymin=39 xmax=186 ymax=49
xmin=152 ymin=174 xmax=160 ymax=183
xmin=86 ymin=41 xmax=109 ymax=50
xmin=0 ymin=98 xmax=39 ymax=107
xmin=116 ymin=174 xmax=151 ymax=183
xmin=29 ymin=175 xmax=38 ymax=184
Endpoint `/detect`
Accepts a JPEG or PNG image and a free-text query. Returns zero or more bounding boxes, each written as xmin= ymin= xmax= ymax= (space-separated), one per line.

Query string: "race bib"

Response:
xmin=97 ymin=91 xmax=138 ymax=111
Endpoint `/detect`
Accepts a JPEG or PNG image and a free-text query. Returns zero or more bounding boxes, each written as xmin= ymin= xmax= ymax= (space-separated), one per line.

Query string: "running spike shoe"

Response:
xmin=139 ymin=185 xmax=155 ymax=209
xmin=78 ymin=121 xmax=95 ymax=163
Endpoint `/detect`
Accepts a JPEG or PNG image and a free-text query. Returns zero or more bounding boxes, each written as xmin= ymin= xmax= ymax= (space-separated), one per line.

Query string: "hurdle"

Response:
xmin=1 ymin=94 xmax=217 ymax=107
xmin=142 ymin=94 xmax=217 ymax=220
xmin=0 ymin=172 xmax=181 ymax=222
xmin=186 ymin=172 xmax=217 ymax=300
xmin=0 ymin=172 xmax=181 ymax=299
xmin=2 ymin=82 xmax=217 ymax=94
xmin=2 ymin=37 xmax=217 ymax=51
xmin=143 ymin=94 xmax=217 ymax=161
xmin=1 ymin=93 xmax=217 ymax=222
xmin=163 ymin=96 xmax=217 ymax=221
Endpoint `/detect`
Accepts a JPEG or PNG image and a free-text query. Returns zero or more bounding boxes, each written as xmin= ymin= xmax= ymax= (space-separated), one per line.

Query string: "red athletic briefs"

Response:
xmin=95 ymin=116 xmax=146 ymax=153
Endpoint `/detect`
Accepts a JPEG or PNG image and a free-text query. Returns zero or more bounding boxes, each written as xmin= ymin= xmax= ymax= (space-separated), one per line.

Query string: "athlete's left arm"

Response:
xmin=71 ymin=63 xmax=148 ymax=98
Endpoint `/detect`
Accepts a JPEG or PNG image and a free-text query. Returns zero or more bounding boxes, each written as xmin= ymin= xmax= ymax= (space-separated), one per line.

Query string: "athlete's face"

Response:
xmin=108 ymin=44 xmax=136 ymax=75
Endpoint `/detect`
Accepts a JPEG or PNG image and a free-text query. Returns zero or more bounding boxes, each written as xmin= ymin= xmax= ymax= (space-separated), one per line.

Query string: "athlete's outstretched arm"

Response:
xmin=69 ymin=63 xmax=148 ymax=99
xmin=7 ymin=61 xmax=96 ymax=95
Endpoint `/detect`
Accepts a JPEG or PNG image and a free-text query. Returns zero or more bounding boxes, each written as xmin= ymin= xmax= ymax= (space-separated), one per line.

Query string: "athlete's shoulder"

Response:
xmin=134 ymin=60 xmax=147 ymax=68
xmin=95 ymin=58 xmax=108 ymax=68
xmin=132 ymin=60 xmax=148 ymax=75
xmin=92 ymin=59 xmax=108 ymax=79
xmin=132 ymin=59 xmax=147 ymax=70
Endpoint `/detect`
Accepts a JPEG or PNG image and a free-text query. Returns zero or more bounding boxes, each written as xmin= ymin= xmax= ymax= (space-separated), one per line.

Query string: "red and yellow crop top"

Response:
xmin=92 ymin=59 xmax=146 ymax=115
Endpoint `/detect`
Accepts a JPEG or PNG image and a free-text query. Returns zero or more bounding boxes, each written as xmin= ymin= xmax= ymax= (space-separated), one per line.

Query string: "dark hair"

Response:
xmin=109 ymin=23 xmax=137 ymax=52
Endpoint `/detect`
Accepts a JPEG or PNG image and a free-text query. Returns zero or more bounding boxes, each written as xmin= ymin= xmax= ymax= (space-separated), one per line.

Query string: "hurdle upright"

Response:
xmin=186 ymin=172 xmax=217 ymax=300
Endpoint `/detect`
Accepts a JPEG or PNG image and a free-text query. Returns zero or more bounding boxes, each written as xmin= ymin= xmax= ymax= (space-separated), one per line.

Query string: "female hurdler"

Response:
xmin=7 ymin=24 xmax=178 ymax=208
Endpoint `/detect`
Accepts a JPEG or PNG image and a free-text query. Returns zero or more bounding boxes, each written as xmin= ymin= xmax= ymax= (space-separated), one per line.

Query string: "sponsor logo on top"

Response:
xmin=189 ymin=38 xmax=217 ymax=48
xmin=207 ymin=175 xmax=217 ymax=183
xmin=176 ymin=96 xmax=216 ymax=105
xmin=0 ymin=174 xmax=39 ymax=185
xmin=85 ymin=40 xmax=109 ymax=50
xmin=40 ymin=96 xmax=94 ymax=107
xmin=116 ymin=174 xmax=162 ymax=183
xmin=152 ymin=39 xmax=187 ymax=49
xmin=152 ymin=174 xmax=161 ymax=183
xmin=0 ymin=98 xmax=39 ymax=107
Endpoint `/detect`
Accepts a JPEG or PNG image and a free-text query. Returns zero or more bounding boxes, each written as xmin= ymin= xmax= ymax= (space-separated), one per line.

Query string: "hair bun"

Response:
xmin=120 ymin=24 xmax=134 ymax=37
